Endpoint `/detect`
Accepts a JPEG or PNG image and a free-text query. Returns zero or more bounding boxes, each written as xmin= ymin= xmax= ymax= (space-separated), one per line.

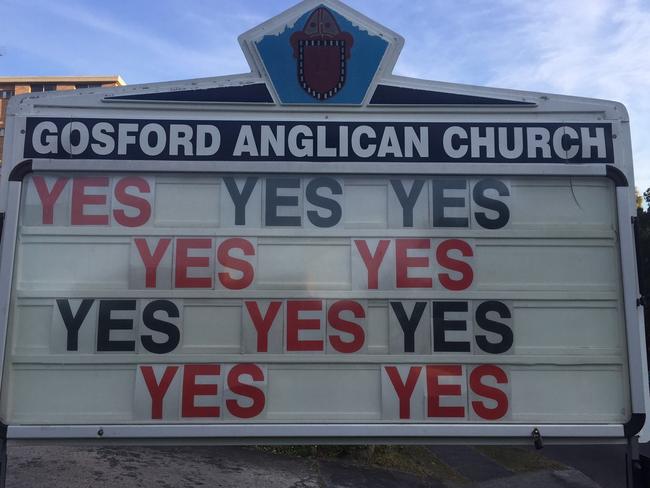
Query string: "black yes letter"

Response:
xmin=306 ymin=177 xmax=342 ymax=227
xmin=223 ymin=177 xmax=258 ymax=225
xmin=390 ymin=301 xmax=428 ymax=353
xmin=390 ymin=179 xmax=425 ymax=227
xmin=432 ymin=178 xmax=468 ymax=228
xmin=473 ymin=178 xmax=510 ymax=230
xmin=265 ymin=177 xmax=301 ymax=226
xmin=432 ymin=301 xmax=470 ymax=352
xmin=97 ymin=300 xmax=136 ymax=352
xmin=475 ymin=300 xmax=513 ymax=354
xmin=141 ymin=300 xmax=181 ymax=354
xmin=56 ymin=299 xmax=94 ymax=351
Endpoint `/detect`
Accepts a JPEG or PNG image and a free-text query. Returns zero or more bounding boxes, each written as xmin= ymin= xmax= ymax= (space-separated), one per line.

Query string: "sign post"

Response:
xmin=0 ymin=0 xmax=647 ymax=484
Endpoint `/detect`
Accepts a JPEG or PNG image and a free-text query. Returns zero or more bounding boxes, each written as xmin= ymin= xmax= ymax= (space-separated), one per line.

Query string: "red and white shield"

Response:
xmin=290 ymin=7 xmax=353 ymax=101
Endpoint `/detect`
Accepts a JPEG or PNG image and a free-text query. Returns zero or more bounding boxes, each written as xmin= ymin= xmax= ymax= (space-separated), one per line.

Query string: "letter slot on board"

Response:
xmin=1 ymin=172 xmax=643 ymax=433
xmin=0 ymin=0 xmax=645 ymax=447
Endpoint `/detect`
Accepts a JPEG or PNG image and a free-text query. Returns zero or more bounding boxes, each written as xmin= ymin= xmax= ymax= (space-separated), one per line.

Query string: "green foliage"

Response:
xmin=255 ymin=445 xmax=465 ymax=482
xmin=476 ymin=446 xmax=564 ymax=472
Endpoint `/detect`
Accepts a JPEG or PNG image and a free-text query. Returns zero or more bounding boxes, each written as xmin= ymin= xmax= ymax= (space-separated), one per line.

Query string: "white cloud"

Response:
xmin=52 ymin=3 xmax=249 ymax=79
xmin=487 ymin=0 xmax=650 ymax=191
xmin=1 ymin=0 xmax=252 ymax=81
xmin=3 ymin=0 xmax=648 ymax=191
xmin=384 ymin=0 xmax=650 ymax=191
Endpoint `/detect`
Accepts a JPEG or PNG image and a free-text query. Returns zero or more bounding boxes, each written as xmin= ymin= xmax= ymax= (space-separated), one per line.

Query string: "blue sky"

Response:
xmin=2 ymin=0 xmax=650 ymax=193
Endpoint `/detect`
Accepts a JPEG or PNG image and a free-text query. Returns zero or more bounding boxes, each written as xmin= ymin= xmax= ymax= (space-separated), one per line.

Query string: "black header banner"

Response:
xmin=24 ymin=117 xmax=613 ymax=164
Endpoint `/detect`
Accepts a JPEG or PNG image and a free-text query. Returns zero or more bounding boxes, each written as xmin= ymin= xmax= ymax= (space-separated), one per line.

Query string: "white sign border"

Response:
xmin=0 ymin=160 xmax=644 ymax=443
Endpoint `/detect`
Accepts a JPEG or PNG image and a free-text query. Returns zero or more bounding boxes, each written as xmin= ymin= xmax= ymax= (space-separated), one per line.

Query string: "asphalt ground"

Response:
xmin=5 ymin=442 xmax=638 ymax=487
xmin=543 ymin=443 xmax=650 ymax=488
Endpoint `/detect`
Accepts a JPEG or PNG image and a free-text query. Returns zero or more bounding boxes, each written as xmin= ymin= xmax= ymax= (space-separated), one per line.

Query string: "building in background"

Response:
xmin=0 ymin=76 xmax=126 ymax=164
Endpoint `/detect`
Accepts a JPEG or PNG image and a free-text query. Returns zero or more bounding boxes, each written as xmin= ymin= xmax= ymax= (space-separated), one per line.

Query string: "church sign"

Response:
xmin=0 ymin=0 xmax=646 ymax=444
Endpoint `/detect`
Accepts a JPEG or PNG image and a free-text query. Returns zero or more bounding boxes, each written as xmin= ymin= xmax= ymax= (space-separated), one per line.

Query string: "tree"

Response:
xmin=636 ymin=190 xmax=650 ymax=355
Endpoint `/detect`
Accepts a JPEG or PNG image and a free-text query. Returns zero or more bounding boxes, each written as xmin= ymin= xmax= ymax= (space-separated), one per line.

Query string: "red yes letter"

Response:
xmin=217 ymin=238 xmax=255 ymax=290
xmin=437 ymin=239 xmax=474 ymax=291
xmin=354 ymin=239 xmax=390 ymax=289
xmin=286 ymin=300 xmax=323 ymax=352
xmin=226 ymin=364 xmax=266 ymax=419
xmin=385 ymin=366 xmax=422 ymax=419
xmin=182 ymin=364 xmax=221 ymax=418
xmin=32 ymin=176 xmax=68 ymax=225
xmin=327 ymin=300 xmax=365 ymax=353
xmin=135 ymin=238 xmax=171 ymax=288
xmin=140 ymin=365 xmax=179 ymax=420
xmin=71 ymin=177 xmax=109 ymax=225
xmin=175 ymin=238 xmax=213 ymax=288
xmin=245 ymin=301 xmax=282 ymax=352
xmin=470 ymin=365 xmax=509 ymax=420
xmin=396 ymin=238 xmax=432 ymax=288
xmin=426 ymin=365 xmax=465 ymax=418
xmin=113 ymin=177 xmax=151 ymax=227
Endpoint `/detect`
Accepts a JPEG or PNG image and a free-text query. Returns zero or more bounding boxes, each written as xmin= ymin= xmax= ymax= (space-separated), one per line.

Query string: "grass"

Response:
xmin=255 ymin=445 xmax=467 ymax=484
xmin=370 ymin=445 xmax=466 ymax=483
xmin=476 ymin=445 xmax=566 ymax=473
xmin=256 ymin=443 xmax=568 ymax=483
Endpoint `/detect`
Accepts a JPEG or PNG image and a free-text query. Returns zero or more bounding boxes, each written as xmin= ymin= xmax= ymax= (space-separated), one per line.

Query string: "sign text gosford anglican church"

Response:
xmin=25 ymin=118 xmax=613 ymax=164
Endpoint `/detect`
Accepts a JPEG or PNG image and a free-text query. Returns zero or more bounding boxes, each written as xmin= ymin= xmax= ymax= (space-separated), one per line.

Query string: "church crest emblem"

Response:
xmin=290 ymin=7 xmax=353 ymax=100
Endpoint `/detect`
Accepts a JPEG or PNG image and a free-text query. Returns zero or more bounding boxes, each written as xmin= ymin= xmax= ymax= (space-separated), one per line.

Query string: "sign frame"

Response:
xmin=0 ymin=161 xmax=644 ymax=445
xmin=0 ymin=0 xmax=647 ymax=448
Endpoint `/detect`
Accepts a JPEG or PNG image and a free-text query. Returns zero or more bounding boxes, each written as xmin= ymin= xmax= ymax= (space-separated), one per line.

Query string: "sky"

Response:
xmin=2 ymin=0 xmax=650 ymax=193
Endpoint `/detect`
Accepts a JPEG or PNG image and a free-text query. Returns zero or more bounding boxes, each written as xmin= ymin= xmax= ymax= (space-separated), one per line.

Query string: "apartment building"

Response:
xmin=0 ymin=76 xmax=125 ymax=163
